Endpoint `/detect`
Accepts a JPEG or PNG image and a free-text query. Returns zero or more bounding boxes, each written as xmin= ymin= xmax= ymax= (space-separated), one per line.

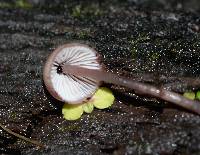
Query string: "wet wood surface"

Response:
xmin=0 ymin=0 xmax=200 ymax=154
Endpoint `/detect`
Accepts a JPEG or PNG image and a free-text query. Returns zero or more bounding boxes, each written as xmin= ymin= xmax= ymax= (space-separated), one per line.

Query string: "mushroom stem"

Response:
xmin=63 ymin=65 xmax=200 ymax=114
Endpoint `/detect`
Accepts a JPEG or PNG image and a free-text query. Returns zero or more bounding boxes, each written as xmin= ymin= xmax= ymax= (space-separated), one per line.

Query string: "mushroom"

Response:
xmin=43 ymin=43 xmax=200 ymax=114
xmin=43 ymin=43 xmax=102 ymax=104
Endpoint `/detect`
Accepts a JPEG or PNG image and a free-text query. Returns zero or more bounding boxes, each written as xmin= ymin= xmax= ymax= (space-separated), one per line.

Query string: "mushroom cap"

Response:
xmin=43 ymin=43 xmax=102 ymax=104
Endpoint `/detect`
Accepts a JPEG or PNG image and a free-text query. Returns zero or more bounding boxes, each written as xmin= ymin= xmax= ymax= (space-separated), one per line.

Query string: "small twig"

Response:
xmin=0 ymin=123 xmax=44 ymax=148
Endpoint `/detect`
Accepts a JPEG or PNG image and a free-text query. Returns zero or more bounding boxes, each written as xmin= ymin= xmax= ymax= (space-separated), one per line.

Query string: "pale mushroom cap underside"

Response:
xmin=45 ymin=43 xmax=102 ymax=104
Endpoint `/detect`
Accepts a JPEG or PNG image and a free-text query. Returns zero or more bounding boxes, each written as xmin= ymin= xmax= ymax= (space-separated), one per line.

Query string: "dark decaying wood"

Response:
xmin=0 ymin=0 xmax=200 ymax=154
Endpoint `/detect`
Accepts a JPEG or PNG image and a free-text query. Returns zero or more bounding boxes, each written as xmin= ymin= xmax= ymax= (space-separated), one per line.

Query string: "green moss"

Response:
xmin=130 ymin=46 xmax=137 ymax=60
xmin=15 ymin=0 xmax=32 ymax=9
xmin=0 ymin=0 xmax=32 ymax=9
xmin=0 ymin=2 xmax=13 ymax=8
xmin=129 ymin=34 xmax=150 ymax=60
xmin=72 ymin=5 xmax=82 ymax=18
xmin=10 ymin=112 xmax=17 ymax=119
xmin=130 ymin=35 xmax=150 ymax=46
xmin=77 ymin=30 xmax=89 ymax=39
xmin=57 ymin=26 xmax=91 ymax=38
xmin=149 ymin=52 xmax=160 ymax=61
xmin=71 ymin=4 xmax=104 ymax=19
xmin=59 ymin=124 xmax=80 ymax=132
xmin=73 ymin=27 xmax=92 ymax=39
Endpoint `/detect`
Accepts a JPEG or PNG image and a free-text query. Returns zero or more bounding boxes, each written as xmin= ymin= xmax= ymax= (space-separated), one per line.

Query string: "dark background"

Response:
xmin=0 ymin=0 xmax=200 ymax=154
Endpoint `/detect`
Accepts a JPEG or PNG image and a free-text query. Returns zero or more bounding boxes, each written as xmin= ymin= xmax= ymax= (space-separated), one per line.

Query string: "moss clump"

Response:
xmin=59 ymin=124 xmax=80 ymax=132
xmin=129 ymin=34 xmax=150 ymax=60
xmin=72 ymin=5 xmax=82 ymax=18
xmin=0 ymin=0 xmax=32 ymax=9
xmin=76 ymin=30 xmax=90 ymax=39
xmin=10 ymin=112 xmax=17 ymax=120
xmin=71 ymin=4 xmax=104 ymax=19
xmin=0 ymin=2 xmax=12 ymax=8
xmin=149 ymin=52 xmax=160 ymax=61
xmin=15 ymin=0 xmax=32 ymax=9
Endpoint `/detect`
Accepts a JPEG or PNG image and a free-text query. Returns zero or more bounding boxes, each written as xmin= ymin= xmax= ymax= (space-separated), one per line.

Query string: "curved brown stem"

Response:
xmin=0 ymin=123 xmax=44 ymax=148
xmin=63 ymin=65 xmax=200 ymax=115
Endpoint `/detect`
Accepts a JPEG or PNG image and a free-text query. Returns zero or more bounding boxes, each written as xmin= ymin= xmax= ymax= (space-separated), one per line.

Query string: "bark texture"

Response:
xmin=0 ymin=0 xmax=200 ymax=154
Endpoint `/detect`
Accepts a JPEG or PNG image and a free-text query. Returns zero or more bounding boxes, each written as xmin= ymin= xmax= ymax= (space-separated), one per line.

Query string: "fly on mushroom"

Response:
xmin=43 ymin=43 xmax=200 ymax=115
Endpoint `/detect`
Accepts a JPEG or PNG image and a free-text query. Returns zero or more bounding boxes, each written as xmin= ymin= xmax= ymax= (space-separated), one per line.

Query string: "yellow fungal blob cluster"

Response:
xmin=62 ymin=87 xmax=115 ymax=120
xmin=183 ymin=91 xmax=200 ymax=101
xmin=183 ymin=92 xmax=196 ymax=100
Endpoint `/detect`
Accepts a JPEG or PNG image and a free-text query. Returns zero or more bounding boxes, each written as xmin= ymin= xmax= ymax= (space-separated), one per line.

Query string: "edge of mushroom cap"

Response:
xmin=43 ymin=43 xmax=103 ymax=104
